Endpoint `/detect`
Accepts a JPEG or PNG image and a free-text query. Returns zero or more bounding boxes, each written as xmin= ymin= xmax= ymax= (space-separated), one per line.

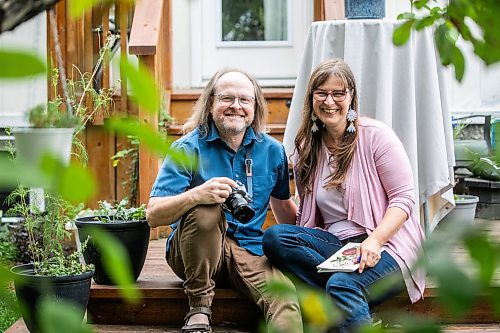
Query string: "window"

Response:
xmin=220 ymin=0 xmax=288 ymax=44
xmin=181 ymin=0 xmax=312 ymax=87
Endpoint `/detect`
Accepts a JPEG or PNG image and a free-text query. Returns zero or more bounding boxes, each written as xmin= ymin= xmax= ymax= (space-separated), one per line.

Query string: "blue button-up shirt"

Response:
xmin=150 ymin=121 xmax=291 ymax=256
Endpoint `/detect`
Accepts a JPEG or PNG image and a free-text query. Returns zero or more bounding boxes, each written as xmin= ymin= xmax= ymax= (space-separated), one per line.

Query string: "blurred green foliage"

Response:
xmin=393 ymin=0 xmax=500 ymax=82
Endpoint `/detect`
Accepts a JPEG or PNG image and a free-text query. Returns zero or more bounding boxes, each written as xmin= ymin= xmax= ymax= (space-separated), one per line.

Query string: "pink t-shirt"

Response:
xmin=317 ymin=143 xmax=366 ymax=239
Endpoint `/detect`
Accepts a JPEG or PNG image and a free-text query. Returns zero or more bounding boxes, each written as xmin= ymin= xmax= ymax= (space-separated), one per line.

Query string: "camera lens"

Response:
xmin=233 ymin=205 xmax=255 ymax=223
xmin=225 ymin=190 xmax=255 ymax=223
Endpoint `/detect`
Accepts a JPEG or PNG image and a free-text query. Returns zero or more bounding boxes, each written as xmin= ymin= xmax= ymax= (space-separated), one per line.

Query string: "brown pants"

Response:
xmin=166 ymin=204 xmax=303 ymax=333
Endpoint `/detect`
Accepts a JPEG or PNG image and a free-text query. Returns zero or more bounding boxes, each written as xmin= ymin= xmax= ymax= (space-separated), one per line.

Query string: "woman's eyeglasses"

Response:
xmin=312 ymin=89 xmax=350 ymax=102
xmin=214 ymin=94 xmax=255 ymax=107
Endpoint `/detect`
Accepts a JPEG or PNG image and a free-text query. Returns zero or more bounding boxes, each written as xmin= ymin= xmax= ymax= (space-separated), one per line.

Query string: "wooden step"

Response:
xmin=86 ymin=238 xmax=261 ymax=327
xmin=87 ymin=223 xmax=500 ymax=327
xmin=6 ymin=319 xmax=500 ymax=333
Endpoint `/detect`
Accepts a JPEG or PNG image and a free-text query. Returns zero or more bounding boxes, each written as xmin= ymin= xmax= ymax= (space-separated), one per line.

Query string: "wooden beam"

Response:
xmin=314 ymin=0 xmax=345 ymax=21
xmin=137 ymin=55 xmax=159 ymax=206
xmin=161 ymin=0 xmax=172 ymax=90
xmin=324 ymin=0 xmax=345 ymax=20
xmin=314 ymin=0 xmax=325 ymax=21
xmin=129 ymin=0 xmax=164 ymax=55
xmin=86 ymin=125 xmax=116 ymax=207
xmin=119 ymin=2 xmax=129 ymax=114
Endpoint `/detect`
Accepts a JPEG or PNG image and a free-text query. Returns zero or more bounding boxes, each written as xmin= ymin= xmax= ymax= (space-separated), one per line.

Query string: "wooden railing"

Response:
xmin=47 ymin=1 xmax=136 ymax=207
xmin=129 ymin=0 xmax=172 ymax=238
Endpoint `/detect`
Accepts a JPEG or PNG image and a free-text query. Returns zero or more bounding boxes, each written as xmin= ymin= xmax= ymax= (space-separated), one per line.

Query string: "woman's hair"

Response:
xmin=294 ymin=59 xmax=359 ymax=193
xmin=183 ymin=67 xmax=267 ymax=136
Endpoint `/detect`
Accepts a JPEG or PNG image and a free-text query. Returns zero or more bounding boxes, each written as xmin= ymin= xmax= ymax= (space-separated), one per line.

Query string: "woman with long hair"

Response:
xmin=263 ymin=59 xmax=425 ymax=332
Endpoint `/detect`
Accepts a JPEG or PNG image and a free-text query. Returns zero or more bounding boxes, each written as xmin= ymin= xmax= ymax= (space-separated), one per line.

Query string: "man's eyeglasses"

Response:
xmin=312 ymin=89 xmax=350 ymax=102
xmin=214 ymin=94 xmax=255 ymax=107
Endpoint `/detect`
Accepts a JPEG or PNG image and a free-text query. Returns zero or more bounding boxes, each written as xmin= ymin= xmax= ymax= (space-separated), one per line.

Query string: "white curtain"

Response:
xmin=263 ymin=0 xmax=287 ymax=41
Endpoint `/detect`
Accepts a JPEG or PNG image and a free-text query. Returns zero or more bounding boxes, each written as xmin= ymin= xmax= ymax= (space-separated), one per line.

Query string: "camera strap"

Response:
xmin=245 ymin=148 xmax=253 ymax=199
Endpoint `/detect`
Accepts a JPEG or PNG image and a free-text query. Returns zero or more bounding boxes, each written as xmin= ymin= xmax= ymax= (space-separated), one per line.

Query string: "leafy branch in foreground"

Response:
xmin=393 ymin=0 xmax=500 ymax=82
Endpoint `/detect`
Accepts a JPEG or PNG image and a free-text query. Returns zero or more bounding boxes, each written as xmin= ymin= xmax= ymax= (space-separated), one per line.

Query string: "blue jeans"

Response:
xmin=263 ymin=224 xmax=405 ymax=333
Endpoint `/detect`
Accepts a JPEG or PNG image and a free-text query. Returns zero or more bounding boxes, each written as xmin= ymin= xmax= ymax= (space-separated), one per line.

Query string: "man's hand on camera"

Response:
xmin=194 ymin=177 xmax=238 ymax=205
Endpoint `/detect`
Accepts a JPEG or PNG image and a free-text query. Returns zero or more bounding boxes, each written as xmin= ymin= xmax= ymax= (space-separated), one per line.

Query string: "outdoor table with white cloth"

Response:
xmin=283 ymin=20 xmax=455 ymax=232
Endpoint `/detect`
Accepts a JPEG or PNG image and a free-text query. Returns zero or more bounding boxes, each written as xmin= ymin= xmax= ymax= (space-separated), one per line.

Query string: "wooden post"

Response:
xmin=129 ymin=0 xmax=172 ymax=239
xmin=314 ymin=0 xmax=345 ymax=21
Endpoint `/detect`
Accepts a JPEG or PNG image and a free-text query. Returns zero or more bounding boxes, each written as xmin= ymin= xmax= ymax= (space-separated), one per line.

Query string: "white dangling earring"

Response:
xmin=346 ymin=107 xmax=357 ymax=133
xmin=311 ymin=113 xmax=319 ymax=133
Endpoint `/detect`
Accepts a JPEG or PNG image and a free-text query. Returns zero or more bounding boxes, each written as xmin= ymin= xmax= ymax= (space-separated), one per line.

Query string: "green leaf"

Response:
xmin=413 ymin=0 xmax=430 ymax=10
xmin=38 ymin=297 xmax=95 ymax=333
xmin=415 ymin=16 xmax=436 ymax=31
xmin=56 ymin=163 xmax=97 ymax=204
xmin=0 ymin=154 xmax=96 ymax=204
xmin=436 ymin=265 xmax=480 ymax=316
xmin=435 ymin=24 xmax=454 ymax=65
xmin=464 ymin=233 xmax=498 ymax=286
xmin=393 ymin=20 xmax=414 ymax=46
xmin=85 ymin=228 xmax=140 ymax=301
xmin=105 ymin=117 xmax=195 ymax=168
xmin=0 ymin=50 xmax=46 ymax=78
xmin=38 ymin=155 xmax=96 ymax=204
xmin=68 ymin=0 xmax=135 ymax=19
xmin=451 ymin=45 xmax=465 ymax=82
xmin=396 ymin=314 xmax=440 ymax=333
xmin=397 ymin=12 xmax=415 ymax=20
xmin=488 ymin=287 xmax=500 ymax=319
xmin=430 ymin=6 xmax=443 ymax=16
xmin=68 ymin=0 xmax=96 ymax=18
xmin=120 ymin=56 xmax=160 ymax=114
xmin=0 ymin=156 xmax=51 ymax=189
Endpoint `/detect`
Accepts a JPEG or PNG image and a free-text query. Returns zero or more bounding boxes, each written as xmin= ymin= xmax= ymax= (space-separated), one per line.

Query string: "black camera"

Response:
xmin=223 ymin=181 xmax=255 ymax=223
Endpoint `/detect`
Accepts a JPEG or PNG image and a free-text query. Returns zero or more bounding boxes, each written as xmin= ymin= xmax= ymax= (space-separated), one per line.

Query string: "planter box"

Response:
xmin=440 ymin=195 xmax=478 ymax=227
xmin=464 ymin=177 xmax=500 ymax=219
xmin=75 ymin=217 xmax=150 ymax=285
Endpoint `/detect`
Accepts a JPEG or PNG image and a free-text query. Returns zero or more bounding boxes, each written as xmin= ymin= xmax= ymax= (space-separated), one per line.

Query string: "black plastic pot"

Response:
xmin=11 ymin=264 xmax=94 ymax=333
xmin=75 ymin=216 xmax=150 ymax=285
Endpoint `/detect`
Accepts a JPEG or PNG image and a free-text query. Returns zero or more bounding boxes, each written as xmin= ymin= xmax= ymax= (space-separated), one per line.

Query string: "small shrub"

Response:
xmin=0 ymin=224 xmax=18 ymax=266
xmin=0 ymin=286 xmax=20 ymax=332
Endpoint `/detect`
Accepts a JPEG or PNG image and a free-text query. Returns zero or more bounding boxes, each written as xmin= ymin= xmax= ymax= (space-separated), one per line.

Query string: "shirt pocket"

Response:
xmin=249 ymin=175 xmax=276 ymax=210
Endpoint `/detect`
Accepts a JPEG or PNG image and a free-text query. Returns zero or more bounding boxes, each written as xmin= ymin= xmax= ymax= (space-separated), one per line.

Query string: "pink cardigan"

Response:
xmin=294 ymin=117 xmax=425 ymax=303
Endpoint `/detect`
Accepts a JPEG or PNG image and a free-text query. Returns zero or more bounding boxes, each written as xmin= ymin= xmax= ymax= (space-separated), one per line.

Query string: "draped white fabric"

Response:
xmin=283 ymin=20 xmax=455 ymax=231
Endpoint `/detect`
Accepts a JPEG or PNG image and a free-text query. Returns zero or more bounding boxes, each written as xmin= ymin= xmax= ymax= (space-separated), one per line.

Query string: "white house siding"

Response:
xmin=0 ymin=12 xmax=47 ymax=127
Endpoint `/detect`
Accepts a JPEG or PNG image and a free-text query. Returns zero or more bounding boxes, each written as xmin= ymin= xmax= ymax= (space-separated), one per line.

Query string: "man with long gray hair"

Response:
xmin=147 ymin=68 xmax=302 ymax=333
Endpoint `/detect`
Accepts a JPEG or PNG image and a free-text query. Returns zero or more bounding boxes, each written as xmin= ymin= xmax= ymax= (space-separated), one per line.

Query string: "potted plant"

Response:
xmin=75 ymin=198 xmax=150 ymax=285
xmin=12 ymin=33 xmax=117 ymax=168
xmin=6 ymin=187 xmax=94 ymax=333
xmin=441 ymin=194 xmax=479 ymax=227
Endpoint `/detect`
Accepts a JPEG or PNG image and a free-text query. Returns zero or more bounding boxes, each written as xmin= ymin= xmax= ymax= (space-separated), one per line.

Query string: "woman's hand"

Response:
xmin=356 ymin=236 xmax=383 ymax=273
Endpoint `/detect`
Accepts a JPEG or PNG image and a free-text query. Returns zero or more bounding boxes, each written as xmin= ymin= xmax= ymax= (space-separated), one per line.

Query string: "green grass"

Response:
xmin=0 ymin=287 xmax=19 ymax=332
xmin=0 ymin=224 xmax=21 ymax=332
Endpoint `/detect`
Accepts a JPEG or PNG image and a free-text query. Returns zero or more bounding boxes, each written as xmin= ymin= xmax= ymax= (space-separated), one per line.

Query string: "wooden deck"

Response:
xmin=6 ymin=319 xmax=500 ymax=333
xmin=6 ymin=219 xmax=500 ymax=333
xmin=85 ymin=218 xmax=500 ymax=326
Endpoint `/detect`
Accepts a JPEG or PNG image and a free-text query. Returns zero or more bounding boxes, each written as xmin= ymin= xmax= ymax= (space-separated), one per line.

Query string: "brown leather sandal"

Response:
xmin=181 ymin=306 xmax=212 ymax=333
